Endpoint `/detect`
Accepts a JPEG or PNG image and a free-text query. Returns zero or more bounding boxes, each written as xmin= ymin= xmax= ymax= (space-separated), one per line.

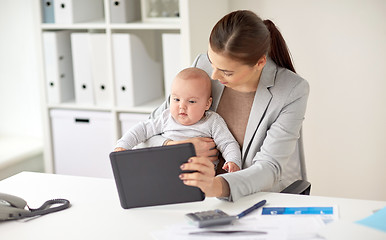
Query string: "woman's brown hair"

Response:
xmin=209 ymin=10 xmax=296 ymax=73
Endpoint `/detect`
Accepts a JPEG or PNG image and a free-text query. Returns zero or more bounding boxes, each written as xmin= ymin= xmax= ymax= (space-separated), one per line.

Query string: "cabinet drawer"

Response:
xmin=50 ymin=109 xmax=114 ymax=178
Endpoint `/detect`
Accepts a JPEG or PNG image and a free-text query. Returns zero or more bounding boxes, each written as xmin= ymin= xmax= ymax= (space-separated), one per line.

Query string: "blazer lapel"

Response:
xmin=242 ymin=58 xmax=276 ymax=155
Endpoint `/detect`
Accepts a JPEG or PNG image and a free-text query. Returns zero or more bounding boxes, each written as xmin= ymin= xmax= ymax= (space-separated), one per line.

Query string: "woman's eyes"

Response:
xmin=210 ymin=64 xmax=233 ymax=77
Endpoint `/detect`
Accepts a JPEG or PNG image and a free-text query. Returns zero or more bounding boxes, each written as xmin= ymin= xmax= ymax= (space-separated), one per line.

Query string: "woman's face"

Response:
xmin=207 ymin=45 xmax=266 ymax=92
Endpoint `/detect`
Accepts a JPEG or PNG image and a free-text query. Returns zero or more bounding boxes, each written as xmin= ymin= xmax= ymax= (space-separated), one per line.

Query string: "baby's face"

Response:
xmin=170 ymin=77 xmax=212 ymax=126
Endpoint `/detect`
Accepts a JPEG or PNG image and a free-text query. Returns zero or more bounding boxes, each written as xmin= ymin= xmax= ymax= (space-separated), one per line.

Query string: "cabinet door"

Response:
xmin=119 ymin=112 xmax=150 ymax=137
xmin=50 ymin=109 xmax=114 ymax=178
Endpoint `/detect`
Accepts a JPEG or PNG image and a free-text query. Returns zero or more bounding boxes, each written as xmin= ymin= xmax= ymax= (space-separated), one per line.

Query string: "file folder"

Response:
xmin=42 ymin=31 xmax=75 ymax=104
xmin=112 ymin=33 xmax=163 ymax=108
xmin=54 ymin=0 xmax=104 ymax=24
xmin=89 ymin=33 xmax=112 ymax=107
xmin=109 ymin=0 xmax=141 ymax=23
xmin=162 ymin=33 xmax=182 ymax=100
xmin=42 ymin=0 xmax=55 ymax=23
xmin=71 ymin=33 xmax=95 ymax=105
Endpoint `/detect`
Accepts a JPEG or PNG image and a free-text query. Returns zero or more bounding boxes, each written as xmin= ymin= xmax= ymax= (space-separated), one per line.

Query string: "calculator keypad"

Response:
xmin=186 ymin=209 xmax=236 ymax=228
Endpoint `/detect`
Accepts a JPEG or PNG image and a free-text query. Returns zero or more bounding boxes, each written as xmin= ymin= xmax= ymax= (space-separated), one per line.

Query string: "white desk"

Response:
xmin=0 ymin=172 xmax=385 ymax=239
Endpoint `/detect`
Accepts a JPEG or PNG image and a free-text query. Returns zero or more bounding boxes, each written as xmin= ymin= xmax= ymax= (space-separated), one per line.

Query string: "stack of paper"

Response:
xmin=355 ymin=206 xmax=386 ymax=233
xmin=152 ymin=208 xmax=336 ymax=240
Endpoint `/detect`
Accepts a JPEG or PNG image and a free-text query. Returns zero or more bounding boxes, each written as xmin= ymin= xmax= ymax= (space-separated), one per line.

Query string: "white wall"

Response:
xmin=1 ymin=0 xmax=385 ymax=201
xmin=0 ymin=0 xmax=42 ymax=138
xmin=230 ymin=0 xmax=386 ymax=200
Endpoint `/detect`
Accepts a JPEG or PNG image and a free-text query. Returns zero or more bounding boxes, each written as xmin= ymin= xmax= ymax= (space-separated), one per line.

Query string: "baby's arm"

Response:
xmin=115 ymin=112 xmax=167 ymax=150
xmin=210 ymin=113 xmax=242 ymax=169
xmin=113 ymin=147 xmax=126 ymax=152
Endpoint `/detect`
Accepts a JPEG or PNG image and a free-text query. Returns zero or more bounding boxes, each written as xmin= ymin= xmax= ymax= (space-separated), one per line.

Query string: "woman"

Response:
xmin=148 ymin=10 xmax=309 ymax=201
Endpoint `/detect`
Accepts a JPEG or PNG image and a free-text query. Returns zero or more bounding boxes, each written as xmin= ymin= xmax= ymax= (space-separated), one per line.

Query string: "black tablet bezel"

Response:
xmin=110 ymin=143 xmax=205 ymax=209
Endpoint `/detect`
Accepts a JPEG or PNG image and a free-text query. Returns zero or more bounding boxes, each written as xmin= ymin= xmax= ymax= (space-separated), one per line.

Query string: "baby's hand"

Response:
xmin=222 ymin=162 xmax=240 ymax=173
xmin=114 ymin=147 xmax=127 ymax=152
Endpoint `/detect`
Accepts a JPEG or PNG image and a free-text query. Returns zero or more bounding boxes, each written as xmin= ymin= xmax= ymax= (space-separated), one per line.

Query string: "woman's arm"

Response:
xmin=180 ymin=75 xmax=309 ymax=201
xmin=222 ymin=78 xmax=310 ymax=201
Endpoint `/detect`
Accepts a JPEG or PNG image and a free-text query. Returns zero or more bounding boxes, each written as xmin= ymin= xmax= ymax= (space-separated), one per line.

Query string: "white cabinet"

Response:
xmin=119 ymin=112 xmax=150 ymax=136
xmin=35 ymin=0 xmax=230 ymax=176
xmin=50 ymin=109 xmax=114 ymax=178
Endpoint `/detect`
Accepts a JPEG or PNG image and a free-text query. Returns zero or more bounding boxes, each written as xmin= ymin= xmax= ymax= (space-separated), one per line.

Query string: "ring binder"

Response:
xmin=112 ymin=33 xmax=163 ymax=108
xmin=42 ymin=31 xmax=75 ymax=104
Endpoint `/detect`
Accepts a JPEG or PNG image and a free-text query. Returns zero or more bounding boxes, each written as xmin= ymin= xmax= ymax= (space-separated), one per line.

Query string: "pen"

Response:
xmin=236 ymin=199 xmax=267 ymax=219
xmin=189 ymin=230 xmax=267 ymax=236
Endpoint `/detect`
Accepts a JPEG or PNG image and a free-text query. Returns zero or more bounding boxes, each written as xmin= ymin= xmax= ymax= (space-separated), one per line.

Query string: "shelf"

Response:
xmin=37 ymin=0 xmax=229 ymax=175
xmin=41 ymin=21 xmax=180 ymax=31
xmin=47 ymin=97 xmax=165 ymax=113
xmin=47 ymin=102 xmax=113 ymax=112
xmin=110 ymin=21 xmax=180 ymax=30
xmin=41 ymin=19 xmax=107 ymax=30
xmin=115 ymin=97 xmax=166 ymax=113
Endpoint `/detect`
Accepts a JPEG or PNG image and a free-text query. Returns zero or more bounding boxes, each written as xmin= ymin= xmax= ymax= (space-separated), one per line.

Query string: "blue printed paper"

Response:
xmin=262 ymin=207 xmax=334 ymax=215
xmin=356 ymin=206 xmax=386 ymax=233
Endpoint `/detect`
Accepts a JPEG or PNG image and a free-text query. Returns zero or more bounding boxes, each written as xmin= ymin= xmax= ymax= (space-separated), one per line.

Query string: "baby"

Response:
xmin=114 ymin=67 xmax=241 ymax=172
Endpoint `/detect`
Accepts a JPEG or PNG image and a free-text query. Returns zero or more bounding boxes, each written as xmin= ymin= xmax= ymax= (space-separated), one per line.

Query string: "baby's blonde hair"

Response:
xmin=174 ymin=67 xmax=211 ymax=99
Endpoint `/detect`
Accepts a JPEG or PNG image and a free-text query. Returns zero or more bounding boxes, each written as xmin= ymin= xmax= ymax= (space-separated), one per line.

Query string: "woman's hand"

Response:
xmin=166 ymin=137 xmax=218 ymax=162
xmin=179 ymin=156 xmax=230 ymax=198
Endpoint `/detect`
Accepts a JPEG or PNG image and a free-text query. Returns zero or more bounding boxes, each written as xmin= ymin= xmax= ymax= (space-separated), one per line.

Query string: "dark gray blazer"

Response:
xmin=148 ymin=54 xmax=310 ymax=201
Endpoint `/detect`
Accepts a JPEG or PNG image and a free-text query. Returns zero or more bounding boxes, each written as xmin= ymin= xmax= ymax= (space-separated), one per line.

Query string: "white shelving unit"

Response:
xmin=34 ymin=0 xmax=229 ymax=176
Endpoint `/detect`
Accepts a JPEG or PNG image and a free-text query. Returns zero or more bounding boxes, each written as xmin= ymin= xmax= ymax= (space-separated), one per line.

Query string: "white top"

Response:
xmin=116 ymin=110 xmax=242 ymax=167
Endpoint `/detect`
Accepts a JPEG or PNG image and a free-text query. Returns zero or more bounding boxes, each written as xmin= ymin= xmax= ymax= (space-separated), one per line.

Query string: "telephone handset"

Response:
xmin=0 ymin=192 xmax=70 ymax=221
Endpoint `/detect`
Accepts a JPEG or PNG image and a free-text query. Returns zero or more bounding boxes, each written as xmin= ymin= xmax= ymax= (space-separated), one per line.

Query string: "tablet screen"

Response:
xmin=110 ymin=143 xmax=205 ymax=209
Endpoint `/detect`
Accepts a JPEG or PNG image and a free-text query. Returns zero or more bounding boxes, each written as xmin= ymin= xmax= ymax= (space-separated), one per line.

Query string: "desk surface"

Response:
xmin=0 ymin=172 xmax=385 ymax=239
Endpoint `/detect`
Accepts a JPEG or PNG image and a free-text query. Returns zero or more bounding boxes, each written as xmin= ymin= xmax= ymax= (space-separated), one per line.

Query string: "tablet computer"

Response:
xmin=110 ymin=143 xmax=205 ymax=209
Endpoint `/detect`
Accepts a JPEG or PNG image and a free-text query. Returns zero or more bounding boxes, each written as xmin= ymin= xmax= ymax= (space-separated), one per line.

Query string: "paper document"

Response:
xmin=356 ymin=206 xmax=386 ymax=232
xmin=152 ymin=215 xmax=330 ymax=240
xmin=152 ymin=205 xmax=338 ymax=240
xmin=262 ymin=206 xmax=338 ymax=224
xmin=152 ymin=217 xmax=287 ymax=240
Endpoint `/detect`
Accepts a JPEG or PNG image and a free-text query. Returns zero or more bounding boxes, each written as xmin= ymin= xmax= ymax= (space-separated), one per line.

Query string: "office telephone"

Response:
xmin=0 ymin=192 xmax=70 ymax=221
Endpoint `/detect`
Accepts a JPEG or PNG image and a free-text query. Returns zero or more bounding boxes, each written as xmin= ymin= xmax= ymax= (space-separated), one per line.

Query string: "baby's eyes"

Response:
xmin=172 ymin=98 xmax=196 ymax=104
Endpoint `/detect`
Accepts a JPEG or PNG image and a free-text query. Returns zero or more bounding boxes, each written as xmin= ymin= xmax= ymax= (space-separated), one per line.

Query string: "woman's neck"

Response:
xmin=233 ymin=70 xmax=262 ymax=93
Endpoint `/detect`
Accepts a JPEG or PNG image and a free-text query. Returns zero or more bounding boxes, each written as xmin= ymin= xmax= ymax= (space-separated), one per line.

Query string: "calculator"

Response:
xmin=186 ymin=200 xmax=267 ymax=228
xmin=186 ymin=209 xmax=237 ymax=228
